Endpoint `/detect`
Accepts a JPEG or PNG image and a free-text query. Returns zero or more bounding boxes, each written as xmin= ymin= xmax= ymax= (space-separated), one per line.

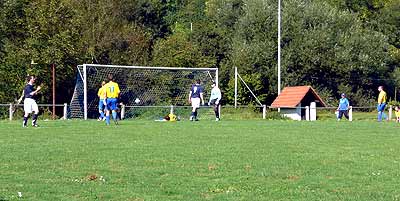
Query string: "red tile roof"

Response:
xmin=271 ymin=86 xmax=326 ymax=108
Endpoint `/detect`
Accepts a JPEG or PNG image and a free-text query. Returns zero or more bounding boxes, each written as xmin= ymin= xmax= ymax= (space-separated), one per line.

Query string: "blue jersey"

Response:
xmin=190 ymin=84 xmax=203 ymax=98
xmin=338 ymin=98 xmax=349 ymax=111
xmin=24 ymin=84 xmax=36 ymax=100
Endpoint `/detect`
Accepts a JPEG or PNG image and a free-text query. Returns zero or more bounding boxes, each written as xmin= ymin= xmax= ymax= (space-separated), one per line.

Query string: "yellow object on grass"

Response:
xmin=168 ymin=113 xmax=177 ymax=122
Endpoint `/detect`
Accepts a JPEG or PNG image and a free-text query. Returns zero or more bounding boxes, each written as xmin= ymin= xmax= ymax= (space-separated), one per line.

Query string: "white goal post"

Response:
xmin=70 ymin=64 xmax=218 ymax=120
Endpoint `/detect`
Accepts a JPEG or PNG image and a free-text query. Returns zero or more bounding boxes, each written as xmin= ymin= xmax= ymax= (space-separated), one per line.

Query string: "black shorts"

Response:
xmin=210 ymin=99 xmax=219 ymax=106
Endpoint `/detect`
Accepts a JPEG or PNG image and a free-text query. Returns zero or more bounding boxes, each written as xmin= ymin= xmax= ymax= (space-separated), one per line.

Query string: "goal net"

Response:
xmin=69 ymin=64 xmax=218 ymax=119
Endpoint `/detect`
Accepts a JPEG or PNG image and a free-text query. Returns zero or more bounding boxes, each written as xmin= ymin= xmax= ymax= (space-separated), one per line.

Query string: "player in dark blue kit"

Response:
xmin=188 ymin=79 xmax=204 ymax=121
xmin=17 ymin=75 xmax=41 ymax=127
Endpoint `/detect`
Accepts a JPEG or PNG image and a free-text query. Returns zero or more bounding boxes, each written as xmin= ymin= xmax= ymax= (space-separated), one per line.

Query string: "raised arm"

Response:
xmin=17 ymin=90 xmax=24 ymax=104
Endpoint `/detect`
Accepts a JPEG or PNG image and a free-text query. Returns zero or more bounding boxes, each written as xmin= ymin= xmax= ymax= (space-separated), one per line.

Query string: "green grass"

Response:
xmin=1 ymin=119 xmax=400 ymax=200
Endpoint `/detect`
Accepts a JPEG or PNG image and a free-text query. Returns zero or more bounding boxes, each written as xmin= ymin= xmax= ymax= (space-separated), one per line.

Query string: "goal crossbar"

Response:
xmin=79 ymin=64 xmax=217 ymax=71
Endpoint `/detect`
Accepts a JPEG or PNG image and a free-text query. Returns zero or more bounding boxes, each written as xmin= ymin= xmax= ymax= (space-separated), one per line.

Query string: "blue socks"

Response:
xmin=106 ymin=111 xmax=117 ymax=125
xmin=106 ymin=115 xmax=110 ymax=125
xmin=112 ymin=111 xmax=117 ymax=120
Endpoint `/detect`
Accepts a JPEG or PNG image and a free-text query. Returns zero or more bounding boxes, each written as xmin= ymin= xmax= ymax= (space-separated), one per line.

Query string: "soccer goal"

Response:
xmin=70 ymin=64 xmax=218 ymax=120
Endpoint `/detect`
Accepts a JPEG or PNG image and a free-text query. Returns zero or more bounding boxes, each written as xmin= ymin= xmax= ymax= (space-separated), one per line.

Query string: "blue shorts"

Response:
xmin=106 ymin=98 xmax=118 ymax=111
xmin=98 ymin=99 xmax=106 ymax=110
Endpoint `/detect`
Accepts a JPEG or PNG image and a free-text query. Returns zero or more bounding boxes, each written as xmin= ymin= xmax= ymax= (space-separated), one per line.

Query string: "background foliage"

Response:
xmin=0 ymin=0 xmax=399 ymax=110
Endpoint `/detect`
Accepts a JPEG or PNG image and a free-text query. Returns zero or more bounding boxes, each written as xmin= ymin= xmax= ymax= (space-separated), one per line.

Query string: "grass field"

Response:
xmin=1 ymin=119 xmax=400 ymax=200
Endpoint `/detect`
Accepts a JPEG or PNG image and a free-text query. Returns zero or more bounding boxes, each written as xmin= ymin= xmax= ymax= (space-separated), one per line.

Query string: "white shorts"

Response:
xmin=191 ymin=98 xmax=200 ymax=109
xmin=24 ymin=98 xmax=39 ymax=114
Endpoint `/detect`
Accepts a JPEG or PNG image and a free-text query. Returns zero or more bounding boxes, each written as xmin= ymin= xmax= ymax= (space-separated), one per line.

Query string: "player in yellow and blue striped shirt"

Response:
xmin=104 ymin=74 xmax=120 ymax=125
xmin=97 ymin=81 xmax=107 ymax=121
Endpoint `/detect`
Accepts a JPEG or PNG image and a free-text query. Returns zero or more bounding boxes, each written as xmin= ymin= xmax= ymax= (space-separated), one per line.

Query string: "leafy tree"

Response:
xmin=375 ymin=1 xmax=400 ymax=95
xmin=70 ymin=0 xmax=152 ymax=65
xmin=0 ymin=0 xmax=32 ymax=102
xmin=222 ymin=0 xmax=391 ymax=106
xmin=152 ymin=25 xmax=214 ymax=68
xmin=119 ymin=0 xmax=171 ymax=39
xmin=222 ymin=0 xmax=278 ymax=105
xmin=280 ymin=0 xmax=390 ymax=106
xmin=21 ymin=0 xmax=81 ymax=104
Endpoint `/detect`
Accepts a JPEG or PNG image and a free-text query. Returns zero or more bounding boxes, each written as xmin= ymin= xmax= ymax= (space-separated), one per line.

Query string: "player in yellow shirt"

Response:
xmin=395 ymin=106 xmax=400 ymax=123
xmin=97 ymin=81 xmax=107 ymax=121
xmin=104 ymin=74 xmax=120 ymax=125
xmin=377 ymin=86 xmax=388 ymax=122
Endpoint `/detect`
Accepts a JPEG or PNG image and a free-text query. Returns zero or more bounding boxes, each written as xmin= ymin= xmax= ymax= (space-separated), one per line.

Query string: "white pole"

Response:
xmin=262 ymin=105 xmax=266 ymax=119
xmin=83 ymin=64 xmax=88 ymax=120
xmin=121 ymin=104 xmax=125 ymax=120
xmin=216 ymin=68 xmax=220 ymax=119
xmin=170 ymin=105 xmax=174 ymax=114
xmin=215 ymin=68 xmax=219 ymax=87
xmin=63 ymin=103 xmax=67 ymax=120
xmin=234 ymin=67 xmax=238 ymax=108
xmin=389 ymin=105 xmax=392 ymax=121
xmin=218 ymin=104 xmax=221 ymax=119
xmin=305 ymin=106 xmax=310 ymax=121
xmin=278 ymin=0 xmax=281 ymax=95
xmin=349 ymin=106 xmax=353 ymax=122
xmin=310 ymin=102 xmax=316 ymax=121
xmin=9 ymin=103 xmax=13 ymax=121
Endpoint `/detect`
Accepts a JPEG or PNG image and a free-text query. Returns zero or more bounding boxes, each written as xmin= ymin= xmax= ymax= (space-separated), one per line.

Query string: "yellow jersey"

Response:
xmin=104 ymin=81 xmax=120 ymax=98
xmin=168 ymin=113 xmax=177 ymax=122
xmin=97 ymin=86 xmax=107 ymax=99
xmin=378 ymin=91 xmax=387 ymax=104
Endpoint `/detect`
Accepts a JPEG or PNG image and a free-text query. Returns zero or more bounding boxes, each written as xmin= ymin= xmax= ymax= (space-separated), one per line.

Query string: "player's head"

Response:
xmin=196 ymin=79 xmax=201 ymax=84
xmin=101 ymin=81 xmax=106 ymax=86
xmin=211 ymin=82 xmax=216 ymax=88
xmin=395 ymin=106 xmax=399 ymax=111
xmin=341 ymin=93 xmax=345 ymax=98
xmin=26 ymin=75 xmax=36 ymax=83
xmin=378 ymin=86 xmax=384 ymax=91
xmin=107 ymin=74 xmax=114 ymax=82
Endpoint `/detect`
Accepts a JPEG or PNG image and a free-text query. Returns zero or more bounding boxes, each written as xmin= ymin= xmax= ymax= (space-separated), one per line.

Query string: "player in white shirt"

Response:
xmin=208 ymin=82 xmax=221 ymax=121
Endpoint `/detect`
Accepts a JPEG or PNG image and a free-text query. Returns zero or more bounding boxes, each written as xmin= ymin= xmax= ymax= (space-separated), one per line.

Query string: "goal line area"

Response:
xmin=116 ymin=105 xmax=266 ymax=121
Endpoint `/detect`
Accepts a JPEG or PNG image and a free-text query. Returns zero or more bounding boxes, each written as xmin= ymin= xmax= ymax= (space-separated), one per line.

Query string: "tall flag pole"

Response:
xmin=278 ymin=0 xmax=281 ymax=95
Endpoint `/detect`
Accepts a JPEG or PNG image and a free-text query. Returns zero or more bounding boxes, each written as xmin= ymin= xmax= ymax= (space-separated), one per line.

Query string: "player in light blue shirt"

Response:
xmin=336 ymin=93 xmax=349 ymax=120
xmin=208 ymin=82 xmax=221 ymax=121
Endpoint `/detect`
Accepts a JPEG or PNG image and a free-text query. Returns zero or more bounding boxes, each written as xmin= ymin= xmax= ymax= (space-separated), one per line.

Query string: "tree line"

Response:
xmin=0 ymin=0 xmax=399 ymax=110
